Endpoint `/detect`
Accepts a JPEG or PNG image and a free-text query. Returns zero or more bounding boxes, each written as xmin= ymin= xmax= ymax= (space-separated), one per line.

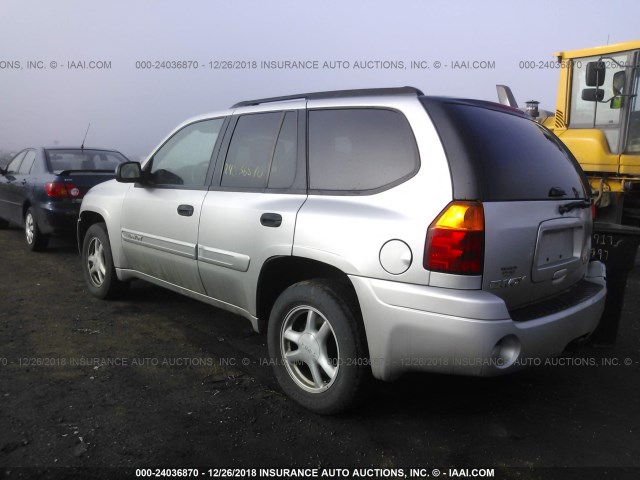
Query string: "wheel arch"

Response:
xmin=77 ymin=208 xmax=126 ymax=272
xmin=21 ymin=200 xmax=32 ymax=224
xmin=256 ymin=256 xmax=365 ymax=338
xmin=77 ymin=210 xmax=106 ymax=253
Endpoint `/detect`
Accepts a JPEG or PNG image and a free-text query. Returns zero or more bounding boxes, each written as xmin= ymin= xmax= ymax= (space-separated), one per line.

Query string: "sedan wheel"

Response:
xmin=24 ymin=207 xmax=48 ymax=251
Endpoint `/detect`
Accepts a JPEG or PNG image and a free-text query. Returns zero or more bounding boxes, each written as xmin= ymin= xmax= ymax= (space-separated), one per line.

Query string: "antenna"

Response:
xmin=81 ymin=123 xmax=91 ymax=151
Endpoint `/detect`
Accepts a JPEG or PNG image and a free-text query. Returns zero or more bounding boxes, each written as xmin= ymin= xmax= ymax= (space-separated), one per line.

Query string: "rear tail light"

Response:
xmin=424 ymin=201 xmax=484 ymax=275
xmin=591 ymin=201 xmax=596 ymax=220
xmin=45 ymin=182 xmax=82 ymax=199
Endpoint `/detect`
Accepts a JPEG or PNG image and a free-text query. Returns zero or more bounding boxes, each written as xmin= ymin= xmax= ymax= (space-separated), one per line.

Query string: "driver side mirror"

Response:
xmin=585 ymin=61 xmax=606 ymax=87
xmin=581 ymin=88 xmax=605 ymax=102
xmin=116 ymin=161 xmax=143 ymax=183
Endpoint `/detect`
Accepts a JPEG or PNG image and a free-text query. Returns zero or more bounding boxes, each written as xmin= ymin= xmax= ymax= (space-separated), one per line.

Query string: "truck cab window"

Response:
xmin=569 ymin=53 xmax=629 ymax=153
xmin=625 ymin=70 xmax=640 ymax=153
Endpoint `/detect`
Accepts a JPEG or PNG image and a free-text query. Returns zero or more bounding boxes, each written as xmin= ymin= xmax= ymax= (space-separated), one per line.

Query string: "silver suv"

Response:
xmin=79 ymin=87 xmax=607 ymax=413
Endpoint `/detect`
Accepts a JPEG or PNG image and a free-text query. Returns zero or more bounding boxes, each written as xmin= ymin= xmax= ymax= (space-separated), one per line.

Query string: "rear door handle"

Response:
xmin=260 ymin=213 xmax=282 ymax=227
xmin=177 ymin=204 xmax=194 ymax=217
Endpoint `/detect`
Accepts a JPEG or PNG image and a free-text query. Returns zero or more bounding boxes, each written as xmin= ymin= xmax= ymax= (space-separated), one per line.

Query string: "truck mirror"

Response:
xmin=608 ymin=71 xmax=626 ymax=109
xmin=612 ymin=71 xmax=626 ymax=95
xmin=585 ymin=61 xmax=606 ymax=87
xmin=581 ymin=88 xmax=604 ymax=102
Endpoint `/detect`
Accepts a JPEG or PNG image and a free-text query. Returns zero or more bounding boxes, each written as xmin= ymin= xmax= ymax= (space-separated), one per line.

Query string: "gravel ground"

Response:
xmin=0 ymin=226 xmax=639 ymax=480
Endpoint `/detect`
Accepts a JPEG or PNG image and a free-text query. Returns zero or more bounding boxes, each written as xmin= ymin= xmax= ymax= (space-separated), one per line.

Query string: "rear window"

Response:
xmin=428 ymin=102 xmax=588 ymax=201
xmin=46 ymin=149 xmax=127 ymax=173
xmin=308 ymin=108 xmax=419 ymax=192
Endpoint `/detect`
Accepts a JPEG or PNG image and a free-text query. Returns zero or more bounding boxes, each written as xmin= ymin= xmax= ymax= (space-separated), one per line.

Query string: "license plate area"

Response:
xmin=532 ymin=218 xmax=584 ymax=283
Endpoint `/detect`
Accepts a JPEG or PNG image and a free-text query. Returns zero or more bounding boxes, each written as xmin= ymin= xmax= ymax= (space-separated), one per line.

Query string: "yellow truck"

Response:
xmin=498 ymin=40 xmax=640 ymax=224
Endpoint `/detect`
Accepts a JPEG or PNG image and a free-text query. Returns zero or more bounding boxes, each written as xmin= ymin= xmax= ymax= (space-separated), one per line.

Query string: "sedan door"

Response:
xmin=13 ymin=150 xmax=37 ymax=220
xmin=0 ymin=151 xmax=27 ymax=224
xmin=120 ymin=118 xmax=227 ymax=294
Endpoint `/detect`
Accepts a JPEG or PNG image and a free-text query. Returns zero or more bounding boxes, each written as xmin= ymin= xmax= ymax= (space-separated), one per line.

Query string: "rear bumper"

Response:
xmin=350 ymin=261 xmax=607 ymax=381
xmin=35 ymin=202 xmax=80 ymax=236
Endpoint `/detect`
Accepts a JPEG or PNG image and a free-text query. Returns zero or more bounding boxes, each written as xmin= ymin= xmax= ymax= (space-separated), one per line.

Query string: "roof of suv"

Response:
xmin=231 ymin=86 xmax=529 ymax=120
xmin=231 ymin=86 xmax=425 ymax=108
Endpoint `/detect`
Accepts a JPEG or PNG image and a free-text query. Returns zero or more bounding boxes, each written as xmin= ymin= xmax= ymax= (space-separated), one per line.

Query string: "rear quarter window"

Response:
xmin=18 ymin=151 xmax=36 ymax=174
xmin=433 ymin=103 xmax=588 ymax=201
xmin=308 ymin=108 xmax=419 ymax=193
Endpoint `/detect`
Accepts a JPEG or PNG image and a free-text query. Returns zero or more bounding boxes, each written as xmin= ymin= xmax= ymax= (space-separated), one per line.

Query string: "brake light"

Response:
xmin=424 ymin=201 xmax=484 ymax=275
xmin=45 ymin=182 xmax=82 ymax=198
xmin=591 ymin=201 xmax=596 ymax=220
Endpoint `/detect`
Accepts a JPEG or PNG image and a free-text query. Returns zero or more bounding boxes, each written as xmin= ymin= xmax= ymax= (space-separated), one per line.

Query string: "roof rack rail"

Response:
xmin=231 ymin=86 xmax=424 ymax=108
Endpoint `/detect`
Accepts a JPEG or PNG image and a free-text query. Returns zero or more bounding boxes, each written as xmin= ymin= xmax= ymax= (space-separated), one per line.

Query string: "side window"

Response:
xmin=149 ymin=118 xmax=223 ymax=187
xmin=626 ymin=69 xmax=640 ymax=153
xmin=308 ymin=109 xmax=419 ymax=192
xmin=221 ymin=111 xmax=297 ymax=190
xmin=18 ymin=151 xmax=36 ymax=175
xmin=269 ymin=112 xmax=297 ymax=189
xmin=6 ymin=151 xmax=26 ymax=174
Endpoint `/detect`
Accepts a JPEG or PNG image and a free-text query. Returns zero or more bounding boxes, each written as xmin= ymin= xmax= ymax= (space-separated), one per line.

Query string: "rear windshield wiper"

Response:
xmin=548 ymin=187 xmax=567 ymax=197
xmin=559 ymin=200 xmax=591 ymax=214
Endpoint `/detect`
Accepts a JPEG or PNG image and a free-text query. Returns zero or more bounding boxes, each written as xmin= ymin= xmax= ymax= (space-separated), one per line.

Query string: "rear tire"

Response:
xmin=0 ymin=218 xmax=9 ymax=229
xmin=24 ymin=207 xmax=48 ymax=251
xmin=82 ymin=223 xmax=127 ymax=299
xmin=267 ymin=279 xmax=370 ymax=414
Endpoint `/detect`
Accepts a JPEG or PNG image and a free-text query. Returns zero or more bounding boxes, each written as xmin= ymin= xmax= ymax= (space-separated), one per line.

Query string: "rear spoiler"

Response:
xmin=55 ymin=169 xmax=116 ymax=176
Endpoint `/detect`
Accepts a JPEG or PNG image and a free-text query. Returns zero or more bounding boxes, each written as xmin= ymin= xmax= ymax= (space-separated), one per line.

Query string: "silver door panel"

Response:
xmin=120 ymin=187 xmax=207 ymax=294
xmin=197 ymin=191 xmax=306 ymax=314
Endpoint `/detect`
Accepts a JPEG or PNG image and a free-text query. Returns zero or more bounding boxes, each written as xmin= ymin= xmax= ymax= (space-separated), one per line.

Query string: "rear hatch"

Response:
xmin=422 ymin=98 xmax=595 ymax=312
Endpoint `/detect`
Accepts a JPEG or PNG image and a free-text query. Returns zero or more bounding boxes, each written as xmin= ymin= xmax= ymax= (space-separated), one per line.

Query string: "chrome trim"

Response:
xmin=197 ymin=245 xmax=250 ymax=272
xmin=121 ymin=228 xmax=197 ymax=260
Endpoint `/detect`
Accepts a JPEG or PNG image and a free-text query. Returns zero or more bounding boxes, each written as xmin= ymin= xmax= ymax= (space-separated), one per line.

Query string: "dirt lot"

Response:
xmin=1 ymin=226 xmax=639 ymax=480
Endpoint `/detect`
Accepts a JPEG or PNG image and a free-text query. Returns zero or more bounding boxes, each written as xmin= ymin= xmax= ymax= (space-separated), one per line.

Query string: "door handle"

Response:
xmin=177 ymin=204 xmax=194 ymax=217
xmin=260 ymin=213 xmax=282 ymax=227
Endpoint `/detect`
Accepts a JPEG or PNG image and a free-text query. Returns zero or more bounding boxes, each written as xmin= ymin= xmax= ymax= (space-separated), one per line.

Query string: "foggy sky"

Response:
xmin=0 ymin=0 xmax=638 ymax=160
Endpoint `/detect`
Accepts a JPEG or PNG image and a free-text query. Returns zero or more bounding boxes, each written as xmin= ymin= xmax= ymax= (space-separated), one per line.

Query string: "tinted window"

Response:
xmin=268 ymin=112 xmax=297 ymax=189
xmin=222 ymin=112 xmax=296 ymax=190
xmin=6 ymin=151 xmax=26 ymax=174
xmin=47 ymin=149 xmax=127 ymax=172
xmin=18 ymin=151 xmax=36 ymax=174
xmin=150 ymin=119 xmax=223 ymax=187
xmin=308 ymin=109 xmax=419 ymax=192
xmin=439 ymin=104 xmax=588 ymax=201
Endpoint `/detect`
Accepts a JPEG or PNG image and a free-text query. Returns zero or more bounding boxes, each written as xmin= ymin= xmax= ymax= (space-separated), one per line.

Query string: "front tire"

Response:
xmin=24 ymin=207 xmax=48 ymax=251
xmin=82 ymin=223 xmax=127 ymax=299
xmin=267 ymin=279 xmax=370 ymax=414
